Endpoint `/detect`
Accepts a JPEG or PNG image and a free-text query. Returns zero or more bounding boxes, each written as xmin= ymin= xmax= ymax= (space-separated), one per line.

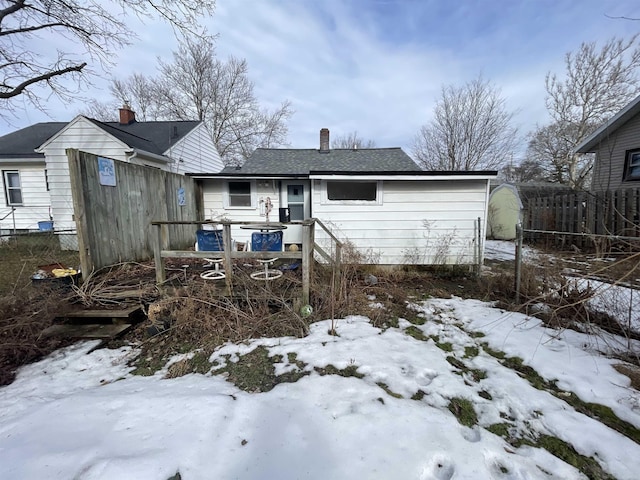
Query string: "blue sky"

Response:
xmin=3 ymin=0 xmax=640 ymax=157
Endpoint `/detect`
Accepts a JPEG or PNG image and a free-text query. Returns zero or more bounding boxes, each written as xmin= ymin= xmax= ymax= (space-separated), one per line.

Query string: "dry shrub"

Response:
xmin=72 ymin=262 xmax=160 ymax=307
xmin=0 ymin=286 xmax=75 ymax=385
xmin=132 ymin=274 xmax=310 ymax=372
xmin=484 ymin=254 xmax=640 ymax=365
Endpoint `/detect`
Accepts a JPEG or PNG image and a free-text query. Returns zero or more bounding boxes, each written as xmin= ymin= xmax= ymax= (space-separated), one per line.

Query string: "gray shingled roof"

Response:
xmin=0 ymin=122 xmax=66 ymax=158
xmin=222 ymin=148 xmax=420 ymax=175
xmin=88 ymin=119 xmax=200 ymax=155
xmin=0 ymin=118 xmax=200 ymax=159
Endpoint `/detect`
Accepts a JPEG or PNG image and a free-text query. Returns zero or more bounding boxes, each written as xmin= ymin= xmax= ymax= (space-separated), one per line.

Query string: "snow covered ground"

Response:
xmin=1 ymin=297 xmax=639 ymax=479
xmin=485 ymin=240 xmax=640 ymax=335
xmin=484 ymin=240 xmax=538 ymax=262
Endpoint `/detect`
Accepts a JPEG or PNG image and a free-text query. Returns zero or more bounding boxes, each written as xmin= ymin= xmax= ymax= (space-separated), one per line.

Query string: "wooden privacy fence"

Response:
xmin=524 ymin=187 xmax=640 ymax=247
xmin=68 ymin=149 xmax=198 ymax=275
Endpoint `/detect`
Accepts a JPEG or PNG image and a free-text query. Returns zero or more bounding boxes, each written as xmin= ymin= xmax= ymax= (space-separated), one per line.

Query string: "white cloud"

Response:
xmin=3 ymin=0 xmax=640 ymax=158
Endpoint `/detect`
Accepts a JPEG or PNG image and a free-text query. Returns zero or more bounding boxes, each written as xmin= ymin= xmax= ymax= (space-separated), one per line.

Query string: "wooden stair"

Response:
xmin=42 ymin=305 xmax=143 ymax=340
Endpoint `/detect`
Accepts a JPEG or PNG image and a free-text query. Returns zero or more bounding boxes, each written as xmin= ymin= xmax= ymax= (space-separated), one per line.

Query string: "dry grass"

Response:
xmin=614 ymin=364 xmax=640 ymax=390
xmin=12 ymin=238 xmax=640 ymax=384
xmin=0 ymin=232 xmax=79 ymax=296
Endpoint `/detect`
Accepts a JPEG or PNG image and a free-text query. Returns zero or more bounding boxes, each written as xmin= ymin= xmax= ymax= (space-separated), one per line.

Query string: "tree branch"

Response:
xmin=0 ymin=62 xmax=87 ymax=99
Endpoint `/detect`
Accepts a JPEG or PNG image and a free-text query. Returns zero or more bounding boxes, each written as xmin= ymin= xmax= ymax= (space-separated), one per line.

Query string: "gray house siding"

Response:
xmin=591 ymin=113 xmax=640 ymax=192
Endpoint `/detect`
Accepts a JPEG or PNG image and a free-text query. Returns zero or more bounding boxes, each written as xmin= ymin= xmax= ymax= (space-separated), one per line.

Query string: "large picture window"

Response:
xmin=226 ymin=181 xmax=254 ymax=207
xmin=326 ymin=181 xmax=378 ymax=202
xmin=624 ymin=149 xmax=640 ymax=181
xmin=3 ymin=171 xmax=23 ymax=205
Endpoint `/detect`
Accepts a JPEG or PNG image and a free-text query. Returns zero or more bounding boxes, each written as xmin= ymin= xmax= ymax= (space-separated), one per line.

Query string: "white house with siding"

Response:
xmin=190 ymin=128 xmax=497 ymax=265
xmin=0 ymin=105 xmax=223 ymax=235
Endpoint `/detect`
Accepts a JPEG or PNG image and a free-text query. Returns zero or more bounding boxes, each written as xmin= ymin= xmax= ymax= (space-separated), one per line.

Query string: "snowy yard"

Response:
xmin=1 ymin=295 xmax=639 ymax=479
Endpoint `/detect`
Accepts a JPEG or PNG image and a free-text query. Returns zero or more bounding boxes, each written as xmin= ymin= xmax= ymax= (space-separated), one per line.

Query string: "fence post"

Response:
xmin=515 ymin=223 xmax=523 ymax=304
xmin=153 ymin=223 xmax=166 ymax=284
xmin=475 ymin=216 xmax=482 ymax=276
xmin=67 ymin=149 xmax=92 ymax=277
xmin=301 ymin=221 xmax=311 ymax=306
xmin=223 ymin=222 xmax=233 ymax=293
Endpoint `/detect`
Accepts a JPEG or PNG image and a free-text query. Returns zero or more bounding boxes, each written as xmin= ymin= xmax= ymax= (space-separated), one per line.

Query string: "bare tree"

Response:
xmin=526 ymin=122 xmax=595 ymax=188
xmin=109 ymin=74 xmax=162 ymax=121
xmin=500 ymin=158 xmax=545 ymax=184
xmin=83 ymin=36 xmax=292 ymax=165
xmin=331 ymin=131 xmax=376 ymax=149
xmin=153 ymin=36 xmax=293 ymax=165
xmin=530 ymin=35 xmax=640 ymax=189
xmin=412 ymin=76 xmax=517 ymax=171
xmin=82 ymin=99 xmax=118 ymax=122
xmin=0 ymin=0 xmax=215 ymax=118
xmin=83 ymin=73 xmax=163 ymax=121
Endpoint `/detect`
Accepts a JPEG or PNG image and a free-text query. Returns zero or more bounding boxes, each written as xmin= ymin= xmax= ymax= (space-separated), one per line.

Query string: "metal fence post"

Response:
xmin=515 ymin=223 xmax=523 ymax=303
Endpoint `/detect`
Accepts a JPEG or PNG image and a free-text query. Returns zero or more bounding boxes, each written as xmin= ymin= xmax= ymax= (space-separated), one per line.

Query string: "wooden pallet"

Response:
xmin=55 ymin=305 xmax=144 ymax=324
xmin=41 ymin=323 xmax=133 ymax=339
xmin=42 ymin=305 xmax=143 ymax=340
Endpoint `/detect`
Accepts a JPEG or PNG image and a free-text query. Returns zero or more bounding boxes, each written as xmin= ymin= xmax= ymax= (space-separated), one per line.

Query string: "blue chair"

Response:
xmin=195 ymin=229 xmax=226 ymax=280
xmin=250 ymin=230 xmax=284 ymax=281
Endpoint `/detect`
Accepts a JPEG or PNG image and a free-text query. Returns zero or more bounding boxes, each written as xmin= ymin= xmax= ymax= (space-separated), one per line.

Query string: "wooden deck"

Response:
xmin=151 ymin=219 xmax=343 ymax=306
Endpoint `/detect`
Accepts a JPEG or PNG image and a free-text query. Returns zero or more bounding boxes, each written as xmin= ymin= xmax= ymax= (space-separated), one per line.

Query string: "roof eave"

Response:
xmin=575 ymin=94 xmax=640 ymax=153
xmin=310 ymin=172 xmax=497 ymax=181
xmin=130 ymin=148 xmax=170 ymax=163
xmin=187 ymin=173 xmax=309 ymax=179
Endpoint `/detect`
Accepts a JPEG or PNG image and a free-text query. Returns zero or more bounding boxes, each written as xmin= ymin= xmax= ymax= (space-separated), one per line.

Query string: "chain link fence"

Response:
xmin=0 ymin=230 xmax=80 ymax=296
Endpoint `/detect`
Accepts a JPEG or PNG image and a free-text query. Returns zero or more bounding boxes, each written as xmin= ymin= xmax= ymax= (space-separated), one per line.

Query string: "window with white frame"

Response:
xmin=226 ymin=180 xmax=254 ymax=207
xmin=3 ymin=171 xmax=23 ymax=205
xmin=624 ymin=149 xmax=640 ymax=181
xmin=324 ymin=180 xmax=380 ymax=203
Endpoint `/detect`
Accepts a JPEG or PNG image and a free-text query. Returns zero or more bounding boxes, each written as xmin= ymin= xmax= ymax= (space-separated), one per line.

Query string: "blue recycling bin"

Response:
xmin=38 ymin=221 xmax=54 ymax=231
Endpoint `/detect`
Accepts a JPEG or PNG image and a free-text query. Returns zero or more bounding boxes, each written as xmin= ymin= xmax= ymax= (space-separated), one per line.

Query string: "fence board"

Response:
xmin=524 ymin=187 xmax=640 ymax=248
xmin=68 ymin=150 xmax=198 ymax=274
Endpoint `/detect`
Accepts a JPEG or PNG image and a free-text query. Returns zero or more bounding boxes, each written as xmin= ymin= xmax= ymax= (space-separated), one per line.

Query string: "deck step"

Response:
xmin=41 ymin=323 xmax=133 ymax=340
xmin=55 ymin=306 xmax=144 ymax=324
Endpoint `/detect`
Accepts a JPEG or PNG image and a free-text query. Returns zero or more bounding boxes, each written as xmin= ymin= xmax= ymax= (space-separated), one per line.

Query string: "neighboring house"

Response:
xmin=0 ymin=122 xmax=66 ymax=233
xmin=189 ymin=128 xmax=497 ymax=265
xmin=0 ymin=104 xmax=223 ymax=234
xmin=576 ymin=94 xmax=640 ymax=192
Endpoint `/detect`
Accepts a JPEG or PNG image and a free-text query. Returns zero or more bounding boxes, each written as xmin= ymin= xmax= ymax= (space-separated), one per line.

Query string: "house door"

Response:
xmin=287 ymin=184 xmax=305 ymax=221
xmin=280 ymin=180 xmax=310 ymax=246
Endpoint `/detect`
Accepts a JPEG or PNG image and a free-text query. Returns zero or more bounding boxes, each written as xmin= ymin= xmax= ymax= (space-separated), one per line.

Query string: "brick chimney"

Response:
xmin=319 ymin=128 xmax=330 ymax=153
xmin=119 ymin=102 xmax=136 ymax=125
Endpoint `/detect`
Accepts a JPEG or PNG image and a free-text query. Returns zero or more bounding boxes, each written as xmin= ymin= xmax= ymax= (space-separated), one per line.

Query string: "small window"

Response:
xmin=625 ymin=149 xmax=640 ymax=181
xmin=3 ymin=171 xmax=23 ymax=205
xmin=327 ymin=181 xmax=377 ymax=201
xmin=227 ymin=181 xmax=253 ymax=207
xmin=287 ymin=184 xmax=305 ymax=221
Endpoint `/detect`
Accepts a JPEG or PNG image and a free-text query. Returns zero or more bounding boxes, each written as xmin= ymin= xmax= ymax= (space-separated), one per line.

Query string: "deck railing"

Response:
xmin=151 ymin=219 xmax=340 ymax=305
